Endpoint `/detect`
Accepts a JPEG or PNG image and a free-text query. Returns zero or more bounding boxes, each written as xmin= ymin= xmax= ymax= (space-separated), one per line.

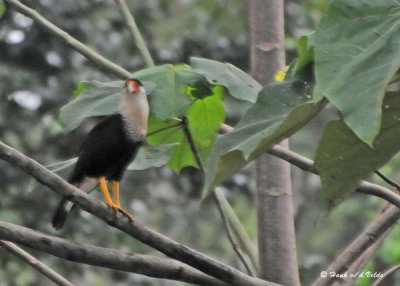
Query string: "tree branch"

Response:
xmin=0 ymin=141 xmax=278 ymax=286
xmin=268 ymin=145 xmax=400 ymax=209
xmin=114 ymin=0 xmax=155 ymax=67
xmin=312 ymin=205 xmax=400 ymax=286
xmin=372 ymin=263 xmax=400 ymax=286
xmin=0 ymin=240 xmax=74 ymax=286
xmin=4 ymin=0 xmax=131 ymax=79
xmin=0 ymin=221 xmax=228 ymax=286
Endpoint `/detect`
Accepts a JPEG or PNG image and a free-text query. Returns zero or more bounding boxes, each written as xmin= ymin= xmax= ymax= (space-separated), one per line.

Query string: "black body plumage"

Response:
xmin=52 ymin=113 xmax=144 ymax=229
xmin=69 ymin=114 xmax=143 ymax=183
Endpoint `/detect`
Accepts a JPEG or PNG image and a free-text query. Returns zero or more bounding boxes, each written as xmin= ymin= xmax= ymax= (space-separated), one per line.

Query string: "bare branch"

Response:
xmin=214 ymin=188 xmax=257 ymax=276
xmin=268 ymin=145 xmax=400 ymax=209
xmin=0 ymin=240 xmax=74 ymax=286
xmin=372 ymin=263 xmax=400 ymax=286
xmin=312 ymin=205 xmax=400 ymax=286
xmin=0 ymin=141 xmax=279 ymax=286
xmin=4 ymin=0 xmax=131 ymax=79
xmin=113 ymin=0 xmax=155 ymax=67
xmin=214 ymin=187 xmax=259 ymax=273
xmin=0 ymin=221 xmax=227 ymax=286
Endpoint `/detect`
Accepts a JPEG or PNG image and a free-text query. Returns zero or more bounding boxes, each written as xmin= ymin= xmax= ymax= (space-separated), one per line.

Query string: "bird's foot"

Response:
xmin=110 ymin=204 xmax=134 ymax=222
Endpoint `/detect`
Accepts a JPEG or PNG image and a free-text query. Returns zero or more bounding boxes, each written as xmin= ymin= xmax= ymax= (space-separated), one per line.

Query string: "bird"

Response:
xmin=52 ymin=78 xmax=149 ymax=230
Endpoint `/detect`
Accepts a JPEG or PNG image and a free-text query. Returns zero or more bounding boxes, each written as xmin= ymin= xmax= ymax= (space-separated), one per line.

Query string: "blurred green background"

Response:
xmin=1 ymin=0 xmax=399 ymax=285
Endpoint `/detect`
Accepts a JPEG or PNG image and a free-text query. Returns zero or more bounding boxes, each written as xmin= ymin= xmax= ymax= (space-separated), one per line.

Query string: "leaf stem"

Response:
xmin=114 ymin=0 xmax=155 ymax=67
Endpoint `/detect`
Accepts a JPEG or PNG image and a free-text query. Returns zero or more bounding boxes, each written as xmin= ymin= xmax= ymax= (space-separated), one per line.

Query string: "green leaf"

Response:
xmin=188 ymin=86 xmax=226 ymax=161
xmin=314 ymin=92 xmax=400 ymax=210
xmin=134 ymin=64 xmax=207 ymax=119
xmin=60 ymin=81 xmax=124 ymax=132
xmin=128 ymin=144 xmax=176 ymax=170
xmin=313 ymin=0 xmax=400 ymax=145
xmin=190 ymin=57 xmax=262 ymax=103
xmin=147 ymin=86 xmax=225 ymax=172
xmin=203 ymin=73 xmax=324 ymax=196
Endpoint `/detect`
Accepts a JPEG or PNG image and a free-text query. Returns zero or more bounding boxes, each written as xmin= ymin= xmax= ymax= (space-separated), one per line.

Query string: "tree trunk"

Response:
xmin=249 ymin=1 xmax=300 ymax=285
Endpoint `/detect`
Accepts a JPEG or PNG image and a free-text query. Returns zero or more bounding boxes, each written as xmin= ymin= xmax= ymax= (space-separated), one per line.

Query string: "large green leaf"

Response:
xmin=60 ymin=65 xmax=212 ymax=131
xmin=133 ymin=64 xmax=207 ymax=119
xmin=315 ymin=91 xmax=400 ymax=210
xmin=147 ymin=86 xmax=225 ymax=172
xmin=313 ymin=0 xmax=400 ymax=145
xmin=203 ymin=70 xmax=325 ymax=196
xmin=190 ymin=57 xmax=262 ymax=103
xmin=60 ymin=81 xmax=125 ymax=132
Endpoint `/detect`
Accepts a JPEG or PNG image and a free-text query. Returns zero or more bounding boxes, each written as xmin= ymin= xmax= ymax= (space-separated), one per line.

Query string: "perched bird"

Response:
xmin=52 ymin=78 xmax=149 ymax=230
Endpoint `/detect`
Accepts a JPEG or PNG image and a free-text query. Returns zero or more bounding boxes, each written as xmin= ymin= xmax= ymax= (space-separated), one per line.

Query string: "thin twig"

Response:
xmin=312 ymin=205 xmax=400 ymax=286
xmin=339 ymin=205 xmax=392 ymax=286
xmin=214 ymin=188 xmax=259 ymax=273
xmin=181 ymin=117 xmax=257 ymax=276
xmin=0 ymin=240 xmax=74 ymax=286
xmin=375 ymin=170 xmax=400 ymax=191
xmin=0 ymin=141 xmax=277 ymax=286
xmin=114 ymin=0 xmax=155 ymax=67
xmin=0 ymin=222 xmax=227 ymax=286
xmin=372 ymin=263 xmax=400 ymax=286
xmin=214 ymin=188 xmax=257 ymax=276
xmin=4 ymin=0 xmax=130 ymax=79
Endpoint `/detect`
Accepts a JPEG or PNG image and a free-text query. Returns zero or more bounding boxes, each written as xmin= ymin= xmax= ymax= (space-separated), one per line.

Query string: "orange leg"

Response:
xmin=112 ymin=181 xmax=120 ymax=208
xmin=99 ymin=177 xmax=113 ymax=207
xmin=111 ymin=180 xmax=133 ymax=221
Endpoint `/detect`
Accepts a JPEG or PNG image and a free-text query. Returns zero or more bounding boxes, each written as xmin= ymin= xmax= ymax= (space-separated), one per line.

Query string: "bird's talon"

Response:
xmin=109 ymin=204 xmax=133 ymax=221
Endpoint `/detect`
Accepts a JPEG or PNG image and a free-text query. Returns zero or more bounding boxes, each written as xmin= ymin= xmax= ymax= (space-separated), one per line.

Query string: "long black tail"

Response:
xmin=52 ymin=198 xmax=74 ymax=230
xmin=52 ymin=177 xmax=98 ymax=230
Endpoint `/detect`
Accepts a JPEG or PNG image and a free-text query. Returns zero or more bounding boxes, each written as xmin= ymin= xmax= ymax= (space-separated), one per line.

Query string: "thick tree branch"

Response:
xmin=4 ymin=0 xmax=131 ymax=79
xmin=312 ymin=205 xmax=400 ymax=286
xmin=0 ymin=221 xmax=228 ymax=286
xmin=0 ymin=240 xmax=74 ymax=286
xmin=0 ymin=141 xmax=278 ymax=286
xmin=114 ymin=0 xmax=155 ymax=67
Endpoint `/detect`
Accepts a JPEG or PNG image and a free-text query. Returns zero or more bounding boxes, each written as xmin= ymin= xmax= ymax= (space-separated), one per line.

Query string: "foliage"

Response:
xmin=312 ymin=0 xmax=400 ymax=145
xmin=315 ymin=92 xmax=400 ymax=209
xmin=3 ymin=0 xmax=400 ymax=285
